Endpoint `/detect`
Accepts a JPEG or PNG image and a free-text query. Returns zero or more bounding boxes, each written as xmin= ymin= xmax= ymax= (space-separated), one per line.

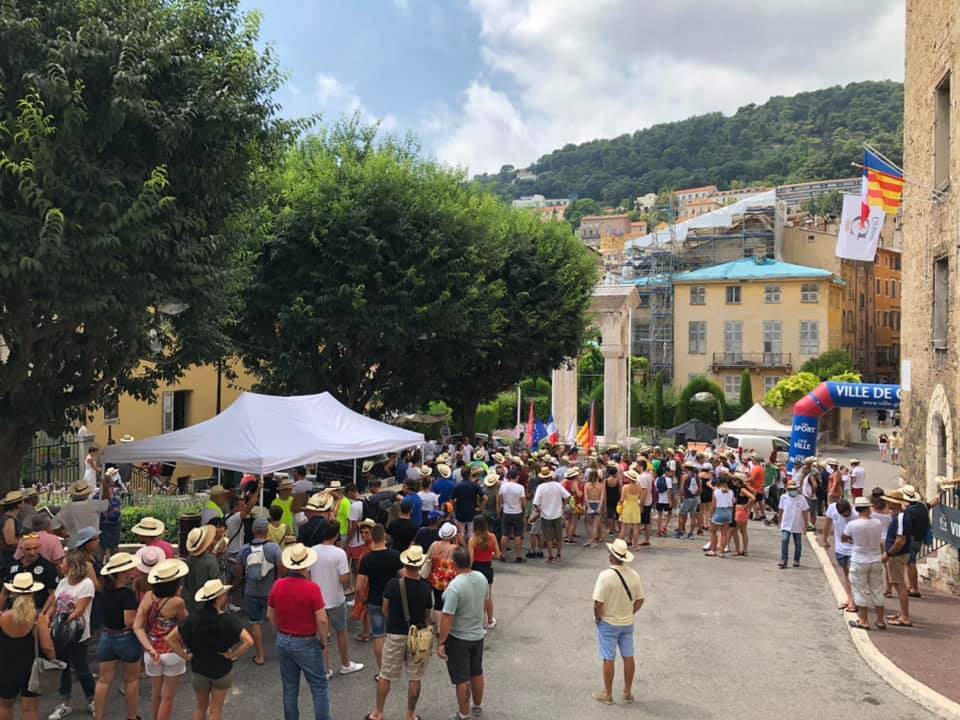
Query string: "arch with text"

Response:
xmin=788 ymin=382 xmax=901 ymax=470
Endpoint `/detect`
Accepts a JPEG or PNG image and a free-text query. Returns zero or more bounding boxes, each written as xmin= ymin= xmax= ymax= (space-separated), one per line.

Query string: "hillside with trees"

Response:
xmin=474 ymin=80 xmax=903 ymax=204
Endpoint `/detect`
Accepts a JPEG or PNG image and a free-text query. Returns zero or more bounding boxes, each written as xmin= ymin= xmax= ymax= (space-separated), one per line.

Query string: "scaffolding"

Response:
xmin=625 ymin=202 xmax=780 ymax=385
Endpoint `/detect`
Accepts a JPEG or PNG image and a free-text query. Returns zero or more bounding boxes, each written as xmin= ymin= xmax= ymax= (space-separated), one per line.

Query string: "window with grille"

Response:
xmin=799 ymin=321 xmax=820 ymax=356
xmin=688 ymin=321 xmax=706 ymax=354
xmin=764 ymin=285 xmax=781 ymax=304
xmin=763 ymin=376 xmax=782 ymax=394
xmin=762 ymin=320 xmax=782 ymax=364
xmin=724 ymin=321 xmax=742 ymax=362
xmin=725 ymin=286 xmax=741 ymax=304
xmin=723 ymin=374 xmax=741 ymax=401
xmin=800 ymin=283 xmax=819 ymax=303
xmin=690 ymin=286 xmax=706 ymax=305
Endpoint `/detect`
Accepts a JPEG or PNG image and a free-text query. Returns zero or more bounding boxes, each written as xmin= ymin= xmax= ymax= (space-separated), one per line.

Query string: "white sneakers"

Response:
xmin=48 ymin=705 xmax=72 ymax=720
xmin=340 ymin=660 xmax=364 ymax=675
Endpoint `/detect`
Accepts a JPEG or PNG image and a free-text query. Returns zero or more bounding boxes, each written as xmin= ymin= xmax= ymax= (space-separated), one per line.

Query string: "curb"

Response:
xmin=806 ymin=531 xmax=960 ymax=720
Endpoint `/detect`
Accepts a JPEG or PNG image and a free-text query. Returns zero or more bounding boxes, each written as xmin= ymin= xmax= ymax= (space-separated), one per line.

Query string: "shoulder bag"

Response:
xmin=28 ymin=626 xmax=66 ymax=693
xmin=399 ymin=577 xmax=433 ymax=661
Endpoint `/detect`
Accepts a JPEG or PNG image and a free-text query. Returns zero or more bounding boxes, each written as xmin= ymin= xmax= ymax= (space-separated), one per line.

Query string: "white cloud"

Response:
xmin=436 ymin=0 xmax=905 ymax=175
xmin=313 ymin=72 xmax=396 ymax=132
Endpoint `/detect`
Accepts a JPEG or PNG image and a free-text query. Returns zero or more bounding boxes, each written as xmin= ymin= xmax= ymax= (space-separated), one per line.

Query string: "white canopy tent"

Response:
xmin=101 ymin=391 xmax=424 ymax=474
xmin=717 ymin=402 xmax=792 ymax=438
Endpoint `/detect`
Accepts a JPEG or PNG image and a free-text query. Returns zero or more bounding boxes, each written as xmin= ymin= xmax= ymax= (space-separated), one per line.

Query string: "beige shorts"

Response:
xmin=887 ymin=553 xmax=908 ymax=584
xmin=192 ymin=671 xmax=233 ymax=692
xmin=143 ymin=652 xmax=186 ymax=678
xmin=379 ymin=633 xmax=430 ymax=682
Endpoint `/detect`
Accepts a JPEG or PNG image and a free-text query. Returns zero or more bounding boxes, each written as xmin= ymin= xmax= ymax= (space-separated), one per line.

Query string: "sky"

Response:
xmin=239 ymin=0 xmax=905 ymax=176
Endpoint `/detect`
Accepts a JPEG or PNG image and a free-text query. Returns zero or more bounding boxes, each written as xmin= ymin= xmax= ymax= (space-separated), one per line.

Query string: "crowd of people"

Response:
xmin=0 ymin=435 xmax=938 ymax=718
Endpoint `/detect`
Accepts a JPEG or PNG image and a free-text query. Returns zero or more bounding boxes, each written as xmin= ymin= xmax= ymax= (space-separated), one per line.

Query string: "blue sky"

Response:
xmin=239 ymin=0 xmax=905 ymax=176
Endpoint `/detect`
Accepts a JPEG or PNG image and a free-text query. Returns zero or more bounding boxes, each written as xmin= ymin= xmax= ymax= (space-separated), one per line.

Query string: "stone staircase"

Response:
xmin=918 ymin=548 xmax=960 ymax=595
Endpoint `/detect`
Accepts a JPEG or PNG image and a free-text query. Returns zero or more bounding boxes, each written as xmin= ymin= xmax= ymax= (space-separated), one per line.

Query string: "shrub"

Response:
xmin=121 ymin=496 xmax=203 ymax=543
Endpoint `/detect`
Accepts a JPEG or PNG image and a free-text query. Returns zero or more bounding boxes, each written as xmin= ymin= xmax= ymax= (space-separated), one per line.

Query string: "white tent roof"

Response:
xmin=102 ymin=391 xmax=424 ymax=474
xmin=717 ymin=402 xmax=792 ymax=438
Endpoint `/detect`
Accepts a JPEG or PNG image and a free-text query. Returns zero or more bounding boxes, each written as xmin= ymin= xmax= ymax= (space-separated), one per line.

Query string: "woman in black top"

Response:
xmin=166 ymin=578 xmax=252 ymax=720
xmin=94 ymin=552 xmax=141 ymax=720
xmin=0 ymin=571 xmax=55 ymax=718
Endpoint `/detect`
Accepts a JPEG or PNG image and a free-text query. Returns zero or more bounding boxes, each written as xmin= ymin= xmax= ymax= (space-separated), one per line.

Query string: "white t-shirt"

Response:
xmin=462 ymin=444 xmax=473 ymax=463
xmin=779 ymin=493 xmax=808 ymax=533
xmin=55 ymin=577 xmax=95 ymax=642
xmin=293 ymin=479 xmax=313 ymax=496
xmin=638 ymin=472 xmax=654 ymax=507
xmin=871 ymin=510 xmax=893 ymax=538
xmin=406 ymin=465 xmax=422 ymax=483
xmin=532 ymin=481 xmax=571 ymax=520
xmin=842 ymin=473 xmax=851 ymax=495
xmin=714 ymin=488 xmax=735 ymax=509
xmin=309 ymin=543 xmax=349 ymax=608
xmin=348 ymin=501 xmax=365 ymax=548
xmin=418 ymin=490 xmax=439 ymax=514
xmin=825 ymin=503 xmax=854 ymax=556
xmin=225 ymin=511 xmax=245 ymax=555
xmin=851 ymin=466 xmax=866 ymax=490
xmin=844 ymin=516 xmax=883 ymax=564
xmin=801 ymin=472 xmax=818 ymax=501
xmin=655 ymin=476 xmax=673 ymax=504
xmin=499 ymin=481 xmax=525 ymax=515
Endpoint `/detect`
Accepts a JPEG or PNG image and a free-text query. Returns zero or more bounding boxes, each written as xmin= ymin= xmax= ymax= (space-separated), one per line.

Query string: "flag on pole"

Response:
xmin=861 ymin=147 xmax=904 ymax=218
xmin=526 ymin=400 xmax=535 ymax=448
xmin=532 ymin=419 xmax=548 ymax=448
xmin=566 ymin=417 xmax=578 ymax=445
xmin=546 ymin=416 xmax=558 ymax=445
xmin=576 ymin=402 xmax=596 ymax=449
xmin=588 ymin=401 xmax=596 ymax=448
xmin=836 ymin=194 xmax=883 ymax=261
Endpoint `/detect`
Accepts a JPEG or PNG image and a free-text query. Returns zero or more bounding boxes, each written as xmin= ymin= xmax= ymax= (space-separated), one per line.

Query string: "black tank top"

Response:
xmin=0 ymin=621 xmax=35 ymax=671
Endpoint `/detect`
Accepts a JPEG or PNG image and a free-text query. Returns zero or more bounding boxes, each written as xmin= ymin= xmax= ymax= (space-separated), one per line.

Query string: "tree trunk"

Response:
xmin=0 ymin=426 xmax=32 ymax=494
xmin=459 ymin=397 xmax=480 ymax=442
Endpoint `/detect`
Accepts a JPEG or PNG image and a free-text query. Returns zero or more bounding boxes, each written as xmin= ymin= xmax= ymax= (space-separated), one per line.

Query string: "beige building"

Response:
xmin=673 ymin=257 xmax=844 ymax=404
xmin=577 ymin=214 xmax=631 ymax=249
xmin=900 ymin=0 xmax=959 ymax=592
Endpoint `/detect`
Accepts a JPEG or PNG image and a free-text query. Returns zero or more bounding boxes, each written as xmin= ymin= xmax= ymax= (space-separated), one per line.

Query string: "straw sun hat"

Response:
xmin=281 ymin=542 xmax=317 ymax=571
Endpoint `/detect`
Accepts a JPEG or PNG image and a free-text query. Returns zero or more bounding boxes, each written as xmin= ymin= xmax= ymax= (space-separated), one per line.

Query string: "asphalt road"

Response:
xmin=33 ymin=519 xmax=935 ymax=720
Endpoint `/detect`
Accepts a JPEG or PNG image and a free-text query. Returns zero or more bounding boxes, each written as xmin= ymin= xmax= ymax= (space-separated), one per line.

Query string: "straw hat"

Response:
xmin=400 ymin=544 xmax=426 ymax=568
xmin=854 ymin=496 xmax=872 ymax=509
xmin=4 ymin=572 xmax=44 ymax=594
xmin=104 ymin=467 xmax=120 ymax=480
xmin=899 ymin=484 xmax=924 ymax=503
xmin=483 ymin=473 xmax=499 ymax=488
xmin=120 ymin=434 xmax=135 ymax=443
xmin=276 ymin=478 xmax=295 ymax=491
xmin=606 ymin=538 xmax=634 ymax=563
xmin=624 ymin=469 xmax=641 ymax=483
xmin=682 ymin=461 xmax=699 ymax=470
xmin=538 ymin=467 xmax=554 ymax=479
xmin=882 ymin=488 xmax=905 ymax=506
xmin=208 ymin=484 xmax=227 ymax=497
xmin=327 ymin=480 xmax=343 ymax=491
xmin=436 ymin=463 xmax=452 ymax=478
xmin=305 ymin=492 xmax=334 ymax=512
xmin=439 ymin=522 xmax=458 ymax=540
xmin=185 ymin=525 xmax=217 ymax=556
xmin=21 ymin=487 xmax=38 ymax=499
xmin=194 ymin=578 xmax=232 ymax=603
xmin=1 ymin=490 xmax=24 ymax=506
xmin=131 ymin=517 xmax=165 ymax=538
xmin=148 ymin=558 xmax=189 ymax=585
xmin=136 ymin=546 xmax=166 ymax=574
xmin=418 ymin=466 xmax=433 ymax=478
xmin=362 ymin=460 xmax=375 ymax=474
xmin=358 ymin=518 xmax=376 ymax=529
xmin=850 ymin=458 xmax=861 ymax=465
xmin=785 ymin=480 xmax=799 ymax=490
xmin=282 ymin=543 xmax=317 ymax=571
xmin=565 ymin=467 xmax=581 ymax=479
xmin=492 ymin=452 xmax=505 ymax=463
xmin=68 ymin=481 xmax=92 ymax=498
xmin=101 ymin=552 xmax=138 ymax=576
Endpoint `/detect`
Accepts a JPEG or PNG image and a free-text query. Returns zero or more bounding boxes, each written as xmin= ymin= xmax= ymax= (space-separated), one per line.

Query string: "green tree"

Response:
xmin=762 ymin=370 xmax=862 ymax=408
xmin=674 ymin=376 xmax=726 ymax=425
xmin=0 ymin=0 xmax=295 ymax=491
xmin=653 ymin=373 xmax=664 ymax=429
xmin=739 ymin=369 xmax=754 ymax=411
xmin=563 ymin=198 xmax=602 ymax=230
xmin=800 ymin=348 xmax=857 ymax=380
xmin=234 ymin=119 xmax=492 ymax=412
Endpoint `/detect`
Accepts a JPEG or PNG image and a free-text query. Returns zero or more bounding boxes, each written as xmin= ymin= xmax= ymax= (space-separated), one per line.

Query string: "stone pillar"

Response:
xmin=602 ymin=347 xmax=627 ymax=443
xmin=590 ymin=285 xmax=640 ymax=446
xmin=551 ymin=359 xmax=578 ymax=444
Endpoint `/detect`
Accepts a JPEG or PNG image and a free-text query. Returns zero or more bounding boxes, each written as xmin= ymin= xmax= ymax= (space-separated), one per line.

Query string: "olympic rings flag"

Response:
xmin=787 ymin=382 xmax=900 ymax=470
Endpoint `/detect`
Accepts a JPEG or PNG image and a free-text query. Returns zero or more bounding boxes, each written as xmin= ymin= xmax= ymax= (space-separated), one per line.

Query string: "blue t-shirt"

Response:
xmin=405 ymin=493 xmax=423 ymax=526
xmin=240 ymin=540 xmax=282 ymax=597
xmin=886 ymin=512 xmax=912 ymax=555
xmin=432 ymin=478 xmax=455 ymax=505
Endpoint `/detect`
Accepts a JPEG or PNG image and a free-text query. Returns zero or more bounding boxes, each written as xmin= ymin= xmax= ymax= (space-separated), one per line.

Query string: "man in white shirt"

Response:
xmin=842 ymin=496 xmax=886 ymax=630
xmin=850 ymin=459 xmax=866 ymax=498
xmin=461 ymin=440 xmax=474 ymax=464
xmin=822 ymin=499 xmax=855 ymax=611
xmin=778 ymin=480 xmax=808 ymax=568
xmin=532 ymin=468 xmax=570 ymax=563
xmin=498 ymin=471 xmax=527 ymax=563
xmin=636 ymin=460 xmax=654 ymax=545
xmin=310 ymin=524 xmax=364 ymax=676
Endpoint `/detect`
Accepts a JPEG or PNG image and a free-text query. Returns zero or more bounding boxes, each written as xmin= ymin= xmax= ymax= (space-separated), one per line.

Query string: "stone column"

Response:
xmin=590 ymin=285 xmax=640 ymax=446
xmin=602 ymin=346 xmax=627 ymax=443
xmin=551 ymin=359 xmax=578 ymax=444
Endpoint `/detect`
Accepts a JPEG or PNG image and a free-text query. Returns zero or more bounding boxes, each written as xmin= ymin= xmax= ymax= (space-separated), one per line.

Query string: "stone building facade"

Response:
xmin=901 ymin=0 xmax=959 ymax=590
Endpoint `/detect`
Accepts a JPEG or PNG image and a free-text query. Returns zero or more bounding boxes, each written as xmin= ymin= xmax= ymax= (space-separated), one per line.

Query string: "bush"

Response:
xmin=121 ymin=496 xmax=203 ymax=544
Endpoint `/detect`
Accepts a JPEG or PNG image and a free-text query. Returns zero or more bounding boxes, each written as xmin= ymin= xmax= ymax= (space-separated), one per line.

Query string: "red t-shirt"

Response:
xmin=268 ymin=576 xmax=325 ymax=636
xmin=748 ymin=465 xmax=765 ymax=494
xmin=150 ymin=539 xmax=176 ymax=559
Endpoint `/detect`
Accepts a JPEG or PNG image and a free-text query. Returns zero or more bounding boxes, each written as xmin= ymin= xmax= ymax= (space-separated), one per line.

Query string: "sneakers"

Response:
xmin=686 ymin=533 xmax=694 ymax=539
xmin=48 ymin=704 xmax=72 ymax=720
xmin=471 ymin=706 xmax=483 ymax=716
xmin=592 ymin=691 xmax=614 ymax=705
xmin=326 ymin=669 xmax=333 ymax=680
xmin=87 ymin=700 xmax=94 ymax=715
xmin=340 ymin=661 xmax=364 ymax=675
xmin=513 ymin=557 xmax=525 ymax=563
xmin=228 ymin=603 xmax=242 ymax=613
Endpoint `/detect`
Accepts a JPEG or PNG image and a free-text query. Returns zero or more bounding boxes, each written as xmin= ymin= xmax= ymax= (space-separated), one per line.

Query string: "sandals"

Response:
xmin=887 ymin=617 xmax=913 ymax=627
xmin=252 ymin=657 xmax=265 ymax=666
xmin=705 ymin=551 xmax=717 ymax=557
xmin=777 ymin=562 xmax=787 ymax=568
xmin=354 ymin=634 xmax=371 ymax=643
xmin=848 ymin=620 xmax=870 ymax=630
xmin=874 ymin=622 xmax=887 ymax=630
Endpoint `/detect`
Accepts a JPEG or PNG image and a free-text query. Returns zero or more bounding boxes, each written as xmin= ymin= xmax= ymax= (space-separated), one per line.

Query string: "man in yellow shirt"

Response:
xmin=270 ymin=477 xmax=296 ymax=533
xmin=592 ymin=539 xmax=644 ymax=706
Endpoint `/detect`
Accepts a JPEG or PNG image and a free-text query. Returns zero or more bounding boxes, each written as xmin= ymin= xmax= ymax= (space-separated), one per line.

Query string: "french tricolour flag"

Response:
xmin=546 ymin=415 xmax=558 ymax=444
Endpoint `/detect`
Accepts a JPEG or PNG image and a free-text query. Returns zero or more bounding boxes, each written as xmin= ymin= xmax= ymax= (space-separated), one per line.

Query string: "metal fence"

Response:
xmin=22 ymin=432 xmax=82 ymax=491
xmin=919 ymin=480 xmax=960 ymax=561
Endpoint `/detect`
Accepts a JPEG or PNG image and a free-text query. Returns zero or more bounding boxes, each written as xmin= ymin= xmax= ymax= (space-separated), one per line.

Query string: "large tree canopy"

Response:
xmin=0 ymin=0 xmax=296 ymax=490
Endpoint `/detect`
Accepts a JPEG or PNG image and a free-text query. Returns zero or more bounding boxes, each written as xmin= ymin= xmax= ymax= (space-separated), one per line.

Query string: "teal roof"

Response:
xmin=673 ymin=258 xmax=833 ymax=283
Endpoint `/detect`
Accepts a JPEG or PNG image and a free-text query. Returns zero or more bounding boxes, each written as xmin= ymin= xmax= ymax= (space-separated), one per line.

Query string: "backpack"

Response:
xmin=656 ymin=475 xmax=668 ymax=494
xmin=686 ymin=475 xmax=699 ymax=497
xmin=245 ymin=544 xmax=274 ymax=582
xmin=362 ymin=494 xmax=392 ymax=526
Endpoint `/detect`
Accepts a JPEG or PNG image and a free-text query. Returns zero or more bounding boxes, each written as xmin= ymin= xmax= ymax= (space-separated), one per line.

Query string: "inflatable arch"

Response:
xmin=788 ymin=382 xmax=901 ymax=470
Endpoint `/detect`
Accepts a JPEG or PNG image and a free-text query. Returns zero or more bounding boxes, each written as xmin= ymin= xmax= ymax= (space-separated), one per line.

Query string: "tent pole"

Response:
xmin=259 ymin=474 xmax=263 ymax=507
xmin=353 ymin=459 xmax=357 ymax=486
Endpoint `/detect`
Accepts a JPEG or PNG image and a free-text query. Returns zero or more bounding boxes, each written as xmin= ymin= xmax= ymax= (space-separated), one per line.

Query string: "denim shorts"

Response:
xmin=97 ymin=631 xmax=141 ymax=664
xmin=835 ymin=552 xmax=851 ymax=569
xmin=711 ymin=508 xmax=733 ymax=525
xmin=597 ymin=620 xmax=634 ymax=661
xmin=679 ymin=498 xmax=699 ymax=517
xmin=246 ymin=595 xmax=268 ymax=624
xmin=368 ymin=603 xmax=386 ymax=638
xmin=326 ymin=603 xmax=347 ymax=633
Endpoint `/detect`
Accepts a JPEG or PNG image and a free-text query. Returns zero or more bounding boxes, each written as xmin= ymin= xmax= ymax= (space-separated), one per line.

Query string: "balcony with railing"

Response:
xmin=711 ymin=352 xmax=792 ymax=371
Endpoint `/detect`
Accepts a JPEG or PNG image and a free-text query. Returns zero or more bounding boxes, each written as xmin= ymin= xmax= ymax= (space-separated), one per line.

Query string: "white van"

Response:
xmin=719 ymin=434 xmax=790 ymax=464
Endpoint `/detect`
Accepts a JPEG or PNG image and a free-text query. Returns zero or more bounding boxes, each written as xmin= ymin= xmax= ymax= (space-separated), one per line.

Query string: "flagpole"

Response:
xmin=626 ymin=305 xmax=632 ymax=453
xmin=851 ymin=161 xmax=946 ymax=202
xmin=863 ymin=142 xmax=904 ymax=175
